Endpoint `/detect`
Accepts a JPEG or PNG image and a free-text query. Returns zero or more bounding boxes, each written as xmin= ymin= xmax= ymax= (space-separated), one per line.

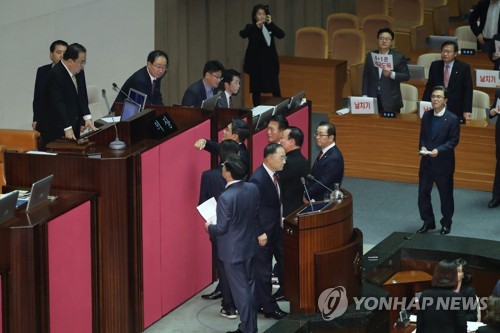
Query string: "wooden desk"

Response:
xmin=330 ymin=113 xmax=496 ymax=191
xmin=243 ymin=56 xmax=347 ymax=114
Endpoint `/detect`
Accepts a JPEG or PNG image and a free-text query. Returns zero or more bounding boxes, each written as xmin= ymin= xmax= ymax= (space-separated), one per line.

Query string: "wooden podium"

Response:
xmin=283 ymin=191 xmax=363 ymax=314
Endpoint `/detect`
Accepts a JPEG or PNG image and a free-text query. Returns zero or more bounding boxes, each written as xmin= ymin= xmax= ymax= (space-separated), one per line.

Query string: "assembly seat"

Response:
xmin=326 ymin=13 xmax=359 ymax=55
xmin=0 ymin=129 xmax=40 ymax=186
xmin=295 ymin=27 xmax=328 ymax=59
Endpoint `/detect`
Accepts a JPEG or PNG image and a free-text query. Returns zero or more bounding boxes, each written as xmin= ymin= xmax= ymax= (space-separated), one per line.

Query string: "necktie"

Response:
xmin=71 ymin=75 xmax=78 ymax=93
xmin=229 ymin=95 xmax=232 ymax=108
xmin=273 ymin=173 xmax=280 ymax=197
xmin=444 ymin=65 xmax=450 ymax=88
xmin=316 ymin=150 xmax=323 ymax=162
xmin=151 ymin=79 xmax=156 ymax=95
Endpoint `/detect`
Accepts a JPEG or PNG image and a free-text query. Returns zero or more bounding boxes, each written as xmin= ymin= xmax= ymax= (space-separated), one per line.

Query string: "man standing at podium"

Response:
xmin=39 ymin=43 xmax=96 ymax=144
xmin=417 ymin=86 xmax=460 ymax=235
xmin=305 ymin=121 xmax=344 ymax=202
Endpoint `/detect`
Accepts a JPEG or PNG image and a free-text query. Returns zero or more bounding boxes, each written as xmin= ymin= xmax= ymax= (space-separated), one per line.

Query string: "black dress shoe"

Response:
xmin=488 ymin=198 xmax=500 ymax=208
xmin=264 ymin=309 xmax=289 ymax=320
xmin=201 ymin=290 xmax=222 ymax=300
xmin=416 ymin=223 xmax=436 ymax=234
xmin=440 ymin=226 xmax=451 ymax=235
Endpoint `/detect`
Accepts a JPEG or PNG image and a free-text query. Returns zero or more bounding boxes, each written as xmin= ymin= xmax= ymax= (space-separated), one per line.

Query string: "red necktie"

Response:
xmin=444 ymin=65 xmax=450 ymax=88
xmin=316 ymin=151 xmax=323 ymax=162
xmin=151 ymin=79 xmax=156 ymax=95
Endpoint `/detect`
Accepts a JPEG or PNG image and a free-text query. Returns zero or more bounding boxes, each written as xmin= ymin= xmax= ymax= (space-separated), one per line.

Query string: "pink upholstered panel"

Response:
xmin=159 ymin=121 xmax=211 ymax=315
xmin=141 ymin=146 xmax=162 ymax=328
xmin=48 ymin=201 xmax=92 ymax=333
xmin=253 ymin=105 xmax=311 ymax=171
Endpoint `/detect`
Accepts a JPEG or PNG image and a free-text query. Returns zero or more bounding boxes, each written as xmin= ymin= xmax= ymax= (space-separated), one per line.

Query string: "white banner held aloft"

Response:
xmin=349 ymin=96 xmax=377 ymax=114
xmin=371 ymin=52 xmax=394 ymax=71
xmin=419 ymin=101 xmax=433 ymax=118
xmin=475 ymin=69 xmax=500 ymax=88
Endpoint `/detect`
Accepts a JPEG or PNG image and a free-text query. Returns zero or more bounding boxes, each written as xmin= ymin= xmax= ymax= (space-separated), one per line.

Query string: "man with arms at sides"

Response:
xmin=194 ymin=119 xmax=250 ymax=172
xmin=38 ymin=43 xmax=96 ymax=145
xmin=487 ymin=88 xmax=500 ymax=208
xmin=181 ymin=60 xmax=225 ymax=107
xmin=199 ymin=140 xmax=241 ymax=317
xmin=422 ymin=41 xmax=473 ymax=120
xmin=113 ymin=50 xmax=168 ymax=106
xmin=469 ymin=0 xmax=500 ymax=53
xmin=267 ymin=115 xmax=288 ymax=143
xmin=273 ymin=126 xmax=309 ymax=301
xmin=362 ymin=28 xmax=410 ymax=113
xmin=249 ymin=143 xmax=288 ymax=320
xmin=33 ymin=40 xmax=68 ymax=130
xmin=417 ymin=86 xmax=460 ymax=235
xmin=217 ymin=69 xmax=241 ymax=108
xmin=205 ymin=154 xmax=260 ymax=333
xmin=305 ymin=121 xmax=344 ymax=202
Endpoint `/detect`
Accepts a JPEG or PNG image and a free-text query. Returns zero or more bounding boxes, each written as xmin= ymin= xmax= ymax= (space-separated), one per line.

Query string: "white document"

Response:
xmin=496 ymin=98 xmax=500 ymax=109
xmin=409 ymin=314 xmax=485 ymax=332
xmin=371 ymin=52 xmax=394 ymax=71
xmin=101 ymin=116 xmax=121 ymax=123
xmin=197 ymin=197 xmax=217 ymax=225
xmin=496 ymin=40 xmax=500 ymax=53
xmin=252 ymin=105 xmax=274 ymax=116
xmin=419 ymin=150 xmax=432 ymax=155
xmin=419 ymin=101 xmax=433 ymax=118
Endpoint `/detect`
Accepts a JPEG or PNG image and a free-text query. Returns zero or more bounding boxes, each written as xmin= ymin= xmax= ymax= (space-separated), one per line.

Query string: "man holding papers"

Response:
xmin=362 ymin=28 xmax=409 ymax=113
xmin=205 ymin=154 xmax=260 ymax=333
xmin=417 ymin=86 xmax=460 ymax=235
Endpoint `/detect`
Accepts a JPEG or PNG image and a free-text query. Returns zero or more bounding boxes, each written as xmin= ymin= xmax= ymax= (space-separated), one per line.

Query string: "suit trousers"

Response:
xmin=272 ymin=230 xmax=284 ymax=291
xmin=224 ymin=257 xmax=257 ymax=333
xmin=418 ymin=166 xmax=454 ymax=227
xmin=493 ymin=145 xmax=500 ymax=199
xmin=211 ymin=238 xmax=234 ymax=309
xmin=254 ymin=243 xmax=280 ymax=313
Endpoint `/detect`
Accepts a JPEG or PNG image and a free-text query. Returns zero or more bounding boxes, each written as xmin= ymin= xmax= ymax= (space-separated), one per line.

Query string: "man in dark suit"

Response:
xmin=206 ymin=154 xmax=260 ymax=333
xmin=113 ymin=50 xmax=168 ymax=106
xmin=417 ymin=86 xmax=460 ymax=235
xmin=194 ymin=119 xmax=250 ymax=172
xmin=362 ymin=28 xmax=410 ymax=113
xmin=272 ymin=126 xmax=309 ymax=301
xmin=199 ymin=140 xmax=240 ymax=315
xmin=32 ymin=40 xmax=68 ymax=131
xmin=38 ymin=43 xmax=96 ymax=144
xmin=487 ymin=88 xmax=500 ymax=208
xmin=306 ymin=121 xmax=344 ymax=202
xmin=181 ymin=60 xmax=225 ymax=107
xmin=469 ymin=0 xmax=500 ymax=52
xmin=249 ymin=143 xmax=288 ymax=320
xmin=216 ymin=69 xmax=241 ymax=108
xmin=423 ymin=41 xmax=473 ymax=120
xmin=267 ymin=114 xmax=288 ymax=143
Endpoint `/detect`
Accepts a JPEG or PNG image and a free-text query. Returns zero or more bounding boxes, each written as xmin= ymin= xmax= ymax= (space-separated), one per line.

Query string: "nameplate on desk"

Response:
xmin=475 ymin=69 xmax=500 ymax=88
xmin=348 ymin=96 xmax=377 ymax=114
xmin=149 ymin=113 xmax=178 ymax=138
xmin=460 ymin=48 xmax=475 ymax=55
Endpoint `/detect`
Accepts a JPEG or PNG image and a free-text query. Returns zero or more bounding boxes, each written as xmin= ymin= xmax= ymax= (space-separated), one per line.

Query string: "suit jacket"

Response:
xmin=249 ymin=165 xmax=282 ymax=245
xmin=307 ymin=145 xmax=344 ymax=201
xmin=419 ymin=109 xmax=460 ymax=176
xmin=477 ymin=326 xmax=500 ymax=333
xmin=491 ymin=89 xmax=500 ymax=146
xmin=416 ymin=288 xmax=467 ymax=333
xmin=198 ymin=165 xmax=226 ymax=205
xmin=458 ymin=284 xmax=478 ymax=322
xmin=362 ymin=49 xmax=410 ymax=112
xmin=216 ymin=91 xmax=231 ymax=108
xmin=204 ymin=140 xmax=250 ymax=173
xmin=33 ymin=63 xmax=52 ymax=123
xmin=279 ymin=149 xmax=309 ymax=216
xmin=422 ymin=60 xmax=473 ymax=118
xmin=181 ymin=79 xmax=216 ymax=107
xmin=208 ymin=181 xmax=259 ymax=264
xmin=240 ymin=22 xmax=285 ymax=93
xmin=469 ymin=0 xmax=500 ymax=37
xmin=39 ymin=61 xmax=90 ymax=143
xmin=114 ymin=66 xmax=163 ymax=106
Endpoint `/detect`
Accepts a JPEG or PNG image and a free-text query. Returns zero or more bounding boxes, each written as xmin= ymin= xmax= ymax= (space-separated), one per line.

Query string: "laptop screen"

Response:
xmin=128 ymin=88 xmax=147 ymax=110
xmin=121 ymin=99 xmax=142 ymax=121
xmin=26 ymin=174 xmax=54 ymax=213
xmin=0 ymin=191 xmax=18 ymax=224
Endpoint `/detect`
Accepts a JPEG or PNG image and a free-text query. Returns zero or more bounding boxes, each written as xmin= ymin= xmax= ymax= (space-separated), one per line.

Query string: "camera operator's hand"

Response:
xmin=256 ymin=18 xmax=265 ymax=28
xmin=266 ymin=15 xmax=272 ymax=24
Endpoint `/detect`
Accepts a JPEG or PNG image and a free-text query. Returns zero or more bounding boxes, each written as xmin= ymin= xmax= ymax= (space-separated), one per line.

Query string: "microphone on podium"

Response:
xmin=105 ymin=86 xmax=126 ymax=150
xmin=112 ymin=82 xmax=129 ymax=99
xmin=306 ymin=174 xmax=335 ymax=194
xmin=300 ymin=177 xmax=314 ymax=211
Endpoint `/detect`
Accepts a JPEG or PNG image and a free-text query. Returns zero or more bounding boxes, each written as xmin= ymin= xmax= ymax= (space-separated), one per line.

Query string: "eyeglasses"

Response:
xmin=441 ymin=50 xmax=455 ymax=54
xmin=152 ymin=63 xmax=167 ymax=70
xmin=431 ymin=95 xmax=445 ymax=99
xmin=210 ymin=73 xmax=222 ymax=80
xmin=378 ymin=37 xmax=392 ymax=41
xmin=315 ymin=132 xmax=330 ymax=137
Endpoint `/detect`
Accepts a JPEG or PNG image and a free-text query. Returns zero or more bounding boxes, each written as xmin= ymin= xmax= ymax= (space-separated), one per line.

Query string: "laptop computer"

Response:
xmin=26 ymin=174 xmax=54 ymax=213
xmin=0 ymin=191 xmax=19 ymax=224
xmin=273 ymin=98 xmax=290 ymax=116
xmin=121 ymin=98 xmax=142 ymax=121
xmin=201 ymin=93 xmax=221 ymax=111
xmin=428 ymin=35 xmax=458 ymax=51
xmin=408 ymin=64 xmax=426 ymax=81
xmin=254 ymin=107 xmax=274 ymax=132
xmin=128 ymin=88 xmax=147 ymax=110
xmin=288 ymin=91 xmax=305 ymax=111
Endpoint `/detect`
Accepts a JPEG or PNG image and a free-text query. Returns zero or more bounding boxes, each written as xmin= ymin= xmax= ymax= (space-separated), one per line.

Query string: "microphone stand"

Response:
xmin=103 ymin=88 xmax=126 ymax=150
xmin=301 ymin=177 xmax=314 ymax=211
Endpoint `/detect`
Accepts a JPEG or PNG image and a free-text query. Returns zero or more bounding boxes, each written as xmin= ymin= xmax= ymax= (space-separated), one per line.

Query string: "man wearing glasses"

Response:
xmin=417 ymin=86 xmax=460 ymax=235
xmin=362 ymin=28 xmax=410 ymax=114
xmin=423 ymin=41 xmax=472 ymax=120
xmin=181 ymin=60 xmax=225 ymax=107
xmin=114 ymin=50 xmax=168 ymax=106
